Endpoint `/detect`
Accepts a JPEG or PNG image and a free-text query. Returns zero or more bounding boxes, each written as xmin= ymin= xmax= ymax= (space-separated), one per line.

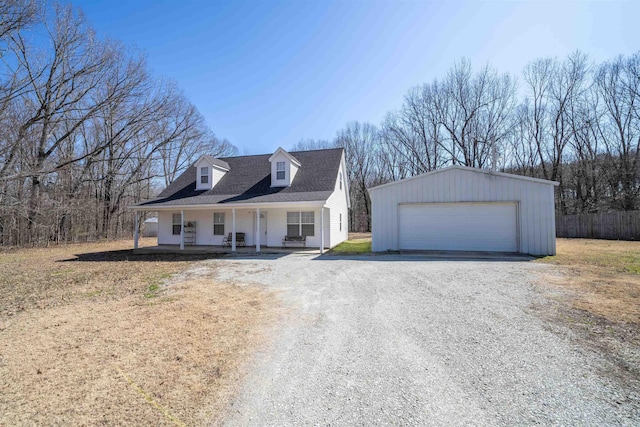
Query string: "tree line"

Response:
xmin=0 ymin=1 xmax=236 ymax=246
xmin=293 ymin=52 xmax=640 ymax=232
xmin=2 ymin=2 xmax=637 ymax=243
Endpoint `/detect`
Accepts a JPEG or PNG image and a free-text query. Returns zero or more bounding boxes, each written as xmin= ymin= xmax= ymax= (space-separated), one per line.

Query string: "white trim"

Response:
xmin=194 ymin=155 xmax=230 ymax=172
xmin=256 ymin=207 xmax=261 ymax=252
xmin=268 ymin=147 xmax=302 ymax=167
xmin=276 ymin=161 xmax=286 ymax=180
xmin=200 ymin=166 xmax=209 ymax=181
xmin=213 ymin=211 xmax=225 ymax=236
xmin=129 ymin=200 xmax=327 ymax=211
xmin=340 ymin=152 xmax=351 ymax=209
xmin=180 ymin=210 xmax=184 ymax=250
xmin=232 ymin=208 xmax=236 ymax=252
xmin=286 ymin=210 xmax=315 ymax=238
xmin=171 ymin=213 xmax=182 ymax=235
xmin=320 ymin=207 xmax=324 ymax=254
xmin=368 ymin=165 xmax=560 ymax=193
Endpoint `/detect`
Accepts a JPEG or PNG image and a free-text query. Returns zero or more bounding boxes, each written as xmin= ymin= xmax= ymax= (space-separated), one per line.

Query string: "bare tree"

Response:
xmin=0 ymin=2 xmax=233 ymax=245
xmin=595 ymin=53 xmax=640 ymax=211
xmin=436 ymin=59 xmax=517 ymax=167
xmin=0 ymin=0 xmax=39 ymax=41
xmin=381 ymin=82 xmax=443 ymax=176
xmin=335 ymin=122 xmax=379 ymax=231
xmin=290 ymin=138 xmax=334 ymax=152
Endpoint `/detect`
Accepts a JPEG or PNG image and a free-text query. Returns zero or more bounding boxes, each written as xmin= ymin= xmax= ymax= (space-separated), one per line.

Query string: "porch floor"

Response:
xmin=134 ymin=244 xmax=321 ymax=255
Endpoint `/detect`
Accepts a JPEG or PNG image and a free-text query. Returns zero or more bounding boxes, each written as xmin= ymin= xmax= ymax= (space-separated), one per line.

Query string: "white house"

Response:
xmin=368 ymin=165 xmax=559 ymax=256
xmin=130 ymin=147 xmax=350 ymax=253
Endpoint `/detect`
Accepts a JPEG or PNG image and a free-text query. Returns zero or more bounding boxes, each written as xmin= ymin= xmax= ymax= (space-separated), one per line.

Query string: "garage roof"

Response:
xmin=368 ymin=165 xmax=560 ymax=193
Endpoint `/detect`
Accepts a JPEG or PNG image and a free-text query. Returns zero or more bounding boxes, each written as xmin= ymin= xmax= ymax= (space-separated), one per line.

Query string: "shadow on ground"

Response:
xmin=316 ymin=251 xmax=535 ymax=262
xmin=56 ymin=249 xmax=221 ymax=263
xmin=58 ymin=249 xmax=291 ymax=263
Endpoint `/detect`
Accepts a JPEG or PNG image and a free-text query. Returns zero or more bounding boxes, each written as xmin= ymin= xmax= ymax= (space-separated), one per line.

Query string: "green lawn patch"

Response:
xmin=329 ymin=238 xmax=372 ymax=254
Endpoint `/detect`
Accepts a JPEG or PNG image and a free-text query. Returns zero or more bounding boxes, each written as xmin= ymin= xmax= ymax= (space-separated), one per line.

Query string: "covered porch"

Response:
xmin=130 ymin=202 xmax=330 ymax=254
xmin=133 ymin=244 xmax=322 ymax=255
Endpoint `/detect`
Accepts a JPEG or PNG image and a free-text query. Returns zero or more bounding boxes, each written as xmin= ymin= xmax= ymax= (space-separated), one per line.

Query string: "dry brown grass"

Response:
xmin=536 ymin=238 xmax=640 ymax=324
xmin=0 ymin=239 xmax=279 ymax=426
xmin=348 ymin=232 xmax=371 ymax=240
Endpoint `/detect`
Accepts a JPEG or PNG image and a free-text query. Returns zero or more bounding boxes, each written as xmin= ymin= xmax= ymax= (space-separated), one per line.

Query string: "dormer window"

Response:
xmin=269 ymin=147 xmax=301 ymax=187
xmin=276 ymin=162 xmax=285 ymax=180
xmin=200 ymin=167 xmax=209 ymax=184
xmin=194 ymin=155 xmax=230 ymax=190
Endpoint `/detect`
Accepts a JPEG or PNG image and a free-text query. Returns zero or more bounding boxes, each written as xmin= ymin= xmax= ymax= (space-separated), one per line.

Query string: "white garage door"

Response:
xmin=398 ymin=202 xmax=518 ymax=252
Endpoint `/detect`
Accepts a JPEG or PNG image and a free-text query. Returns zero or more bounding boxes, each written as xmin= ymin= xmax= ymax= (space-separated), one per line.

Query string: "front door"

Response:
xmin=256 ymin=211 xmax=267 ymax=246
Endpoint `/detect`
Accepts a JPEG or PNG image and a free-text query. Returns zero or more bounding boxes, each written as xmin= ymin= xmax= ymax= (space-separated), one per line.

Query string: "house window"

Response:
xmin=276 ymin=161 xmax=285 ymax=180
xmin=201 ymin=167 xmax=209 ymax=184
xmin=213 ymin=212 xmax=225 ymax=235
xmin=339 ymin=213 xmax=342 ymax=231
xmin=172 ymin=213 xmax=182 ymax=235
xmin=287 ymin=211 xmax=315 ymax=237
xmin=339 ymin=171 xmax=343 ymax=190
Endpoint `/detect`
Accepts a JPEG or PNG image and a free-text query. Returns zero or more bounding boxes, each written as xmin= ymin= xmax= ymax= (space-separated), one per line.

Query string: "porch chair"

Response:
xmin=222 ymin=232 xmax=246 ymax=247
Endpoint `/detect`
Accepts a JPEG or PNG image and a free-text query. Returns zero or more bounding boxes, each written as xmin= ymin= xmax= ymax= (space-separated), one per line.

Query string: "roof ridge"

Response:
xmin=289 ymin=147 xmax=343 ymax=154
xmin=217 ymin=147 xmax=343 ymax=161
xmin=369 ymin=164 xmax=559 ymax=192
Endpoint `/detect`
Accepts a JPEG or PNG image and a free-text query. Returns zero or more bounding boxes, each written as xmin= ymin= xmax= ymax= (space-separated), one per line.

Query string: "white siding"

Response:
xmin=324 ymin=156 xmax=349 ymax=248
xmin=158 ymin=210 xmax=254 ymax=246
xmin=213 ymin=167 xmax=226 ymax=186
xmin=369 ymin=167 xmax=557 ymax=256
xmin=260 ymin=208 xmax=324 ymax=248
xmin=157 ymin=211 xmax=178 ymax=245
xmin=157 ymin=206 xmax=331 ymax=249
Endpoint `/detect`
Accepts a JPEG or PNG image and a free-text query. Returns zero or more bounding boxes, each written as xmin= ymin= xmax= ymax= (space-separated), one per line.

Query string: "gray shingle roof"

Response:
xmin=136 ymin=148 xmax=343 ymax=208
xmin=200 ymin=154 xmax=230 ymax=170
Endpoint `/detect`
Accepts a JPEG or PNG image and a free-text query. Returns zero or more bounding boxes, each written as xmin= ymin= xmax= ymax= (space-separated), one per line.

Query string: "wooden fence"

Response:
xmin=556 ymin=210 xmax=640 ymax=240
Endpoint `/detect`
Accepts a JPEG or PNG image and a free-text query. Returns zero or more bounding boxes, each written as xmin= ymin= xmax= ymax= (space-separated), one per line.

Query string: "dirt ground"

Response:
xmin=535 ymin=238 xmax=640 ymax=390
xmin=0 ymin=239 xmax=279 ymax=426
xmin=348 ymin=232 xmax=371 ymax=240
xmin=536 ymin=238 xmax=640 ymax=324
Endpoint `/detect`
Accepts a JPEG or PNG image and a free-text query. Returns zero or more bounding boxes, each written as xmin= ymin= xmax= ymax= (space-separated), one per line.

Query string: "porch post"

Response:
xmin=256 ymin=208 xmax=261 ymax=253
xmin=320 ymin=207 xmax=324 ymax=254
xmin=134 ymin=211 xmax=139 ymax=250
xmin=231 ymin=208 xmax=236 ymax=252
xmin=180 ymin=209 xmax=184 ymax=250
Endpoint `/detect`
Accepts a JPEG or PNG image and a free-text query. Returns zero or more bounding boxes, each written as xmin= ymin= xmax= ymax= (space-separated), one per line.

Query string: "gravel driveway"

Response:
xmin=212 ymin=253 xmax=638 ymax=426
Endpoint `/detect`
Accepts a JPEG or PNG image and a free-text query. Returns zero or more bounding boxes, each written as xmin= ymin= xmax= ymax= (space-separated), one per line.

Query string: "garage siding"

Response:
xmin=369 ymin=167 xmax=557 ymax=256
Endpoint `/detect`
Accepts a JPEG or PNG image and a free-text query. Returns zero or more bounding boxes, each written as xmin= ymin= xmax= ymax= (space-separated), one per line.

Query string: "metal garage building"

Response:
xmin=368 ymin=165 xmax=559 ymax=256
xmin=142 ymin=217 xmax=158 ymax=237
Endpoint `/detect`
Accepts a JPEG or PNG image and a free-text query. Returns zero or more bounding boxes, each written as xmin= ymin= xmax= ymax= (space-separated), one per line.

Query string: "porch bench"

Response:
xmin=222 ymin=232 xmax=246 ymax=247
xmin=282 ymin=235 xmax=306 ymax=248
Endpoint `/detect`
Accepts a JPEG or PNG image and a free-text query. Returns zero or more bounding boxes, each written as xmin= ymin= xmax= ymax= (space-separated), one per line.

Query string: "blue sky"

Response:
xmin=73 ymin=0 xmax=639 ymax=154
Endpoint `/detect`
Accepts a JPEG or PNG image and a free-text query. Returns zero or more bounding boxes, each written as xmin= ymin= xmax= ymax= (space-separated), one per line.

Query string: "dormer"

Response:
xmin=194 ymin=155 xmax=230 ymax=191
xmin=269 ymin=147 xmax=301 ymax=187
